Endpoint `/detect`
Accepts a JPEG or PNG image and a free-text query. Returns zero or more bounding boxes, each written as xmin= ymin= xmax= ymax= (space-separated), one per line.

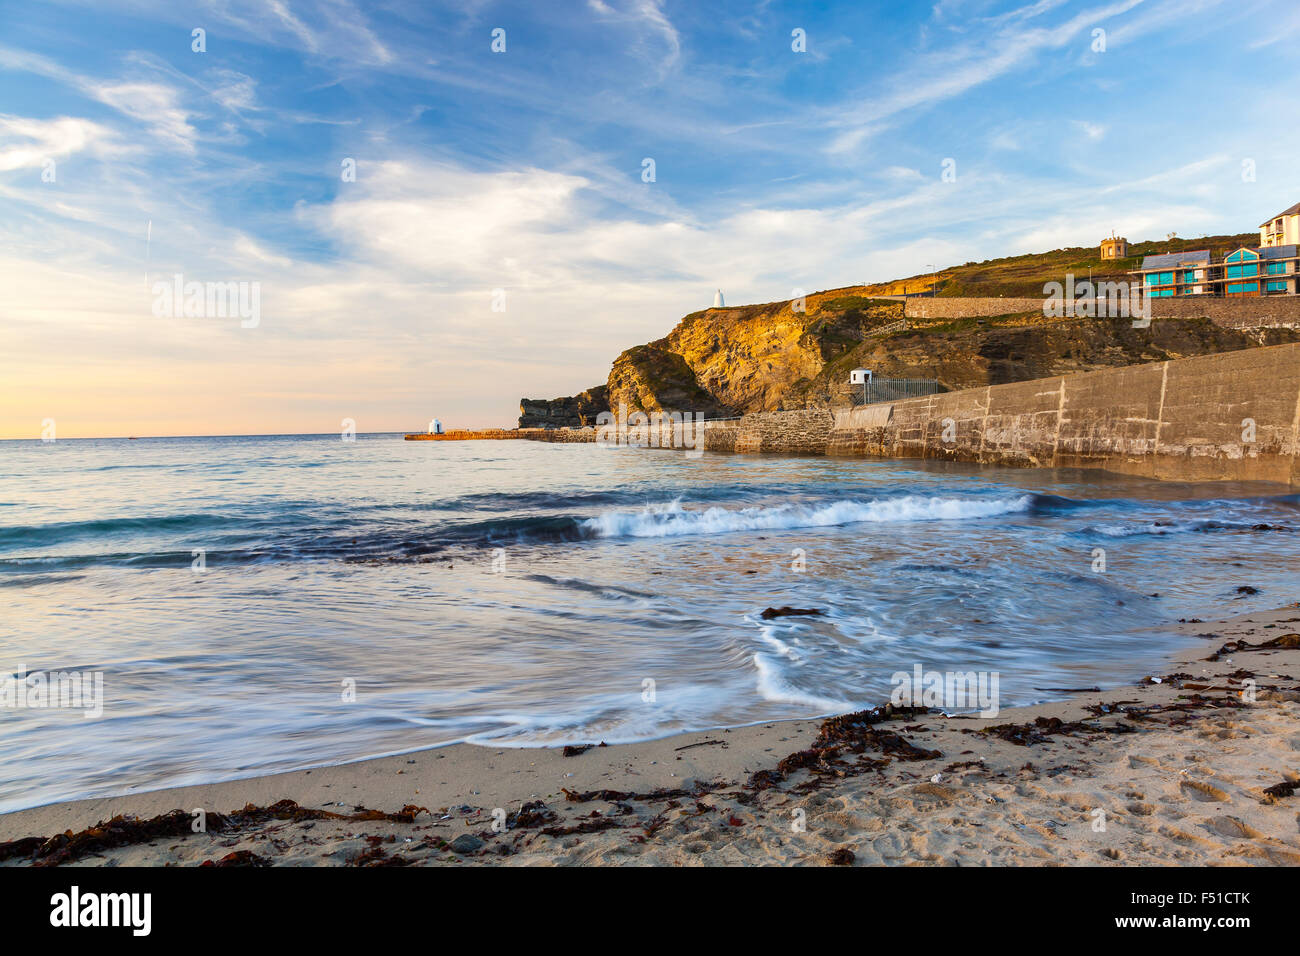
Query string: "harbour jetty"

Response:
xmin=405 ymin=427 xmax=595 ymax=442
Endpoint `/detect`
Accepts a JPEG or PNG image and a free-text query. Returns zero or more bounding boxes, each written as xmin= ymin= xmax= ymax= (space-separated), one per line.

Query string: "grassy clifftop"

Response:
xmin=876 ymin=233 xmax=1259 ymax=298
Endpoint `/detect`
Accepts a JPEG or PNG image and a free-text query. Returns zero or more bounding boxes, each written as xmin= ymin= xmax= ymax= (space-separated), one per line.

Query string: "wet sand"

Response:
xmin=2 ymin=604 xmax=1298 ymax=866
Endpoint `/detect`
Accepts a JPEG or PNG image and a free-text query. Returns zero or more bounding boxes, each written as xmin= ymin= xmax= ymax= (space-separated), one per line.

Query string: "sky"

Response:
xmin=1 ymin=0 xmax=1298 ymax=438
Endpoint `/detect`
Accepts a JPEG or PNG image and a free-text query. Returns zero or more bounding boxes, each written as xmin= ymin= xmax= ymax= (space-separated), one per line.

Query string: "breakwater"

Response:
xmin=828 ymin=342 xmax=1300 ymax=485
xmin=412 ymin=343 xmax=1300 ymax=485
xmin=405 ymin=428 xmax=595 ymax=442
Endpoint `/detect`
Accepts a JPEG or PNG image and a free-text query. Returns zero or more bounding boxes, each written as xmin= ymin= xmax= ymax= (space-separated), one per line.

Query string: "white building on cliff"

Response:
xmin=712 ymin=289 xmax=725 ymax=308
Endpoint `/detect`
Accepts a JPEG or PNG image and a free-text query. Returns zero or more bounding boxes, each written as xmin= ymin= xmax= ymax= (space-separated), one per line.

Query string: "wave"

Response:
xmin=372 ymin=481 xmax=854 ymax=514
xmin=1025 ymin=492 xmax=1099 ymax=514
xmin=1072 ymin=519 xmax=1294 ymax=539
xmin=752 ymin=652 xmax=855 ymax=712
xmin=580 ymin=494 xmax=1034 ymax=539
xmin=20 ymin=488 xmax=1289 ymax=569
xmin=520 ymin=573 xmax=656 ymax=600
xmin=0 ymin=513 xmax=235 ymax=549
xmin=0 ymin=572 xmax=87 ymax=588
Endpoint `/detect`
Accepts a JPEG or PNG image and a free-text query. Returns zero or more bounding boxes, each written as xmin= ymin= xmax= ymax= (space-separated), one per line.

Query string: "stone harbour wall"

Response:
xmin=406 ymin=428 xmax=596 ymax=442
xmin=904 ymin=297 xmax=1046 ymax=318
xmin=826 ymin=342 xmax=1300 ymax=486
xmin=1147 ymin=296 xmax=1300 ymax=329
xmin=903 ymin=295 xmax=1300 ymax=329
xmin=702 ymin=410 xmax=836 ymax=455
xmin=418 ymin=343 xmax=1300 ymax=486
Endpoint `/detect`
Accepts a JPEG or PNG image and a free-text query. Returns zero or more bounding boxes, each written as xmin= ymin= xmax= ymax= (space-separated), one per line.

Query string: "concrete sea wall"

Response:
xmin=827 ymin=342 xmax=1300 ymax=485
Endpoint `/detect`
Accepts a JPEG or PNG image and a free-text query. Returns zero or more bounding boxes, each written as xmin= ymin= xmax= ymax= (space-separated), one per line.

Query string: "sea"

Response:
xmin=1 ymin=433 xmax=1297 ymax=811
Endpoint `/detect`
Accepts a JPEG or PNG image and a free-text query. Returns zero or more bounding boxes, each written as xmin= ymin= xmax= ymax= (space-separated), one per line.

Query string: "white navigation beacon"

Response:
xmin=712 ymin=289 xmax=725 ymax=308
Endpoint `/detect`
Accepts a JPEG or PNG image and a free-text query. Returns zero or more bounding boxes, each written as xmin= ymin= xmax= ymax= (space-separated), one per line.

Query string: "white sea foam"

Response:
xmin=759 ymin=627 xmax=799 ymax=659
xmin=1083 ymin=520 xmax=1197 ymax=538
xmin=752 ymin=653 xmax=854 ymax=712
xmin=581 ymin=494 xmax=1033 ymax=539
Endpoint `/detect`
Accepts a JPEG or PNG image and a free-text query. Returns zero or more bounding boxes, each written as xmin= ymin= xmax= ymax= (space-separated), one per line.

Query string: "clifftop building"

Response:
xmin=1099 ymin=235 xmax=1128 ymax=260
xmin=1131 ymin=244 xmax=1297 ymax=297
xmin=1129 ymin=204 xmax=1300 ymax=297
xmin=1260 ymin=203 xmax=1300 ymax=248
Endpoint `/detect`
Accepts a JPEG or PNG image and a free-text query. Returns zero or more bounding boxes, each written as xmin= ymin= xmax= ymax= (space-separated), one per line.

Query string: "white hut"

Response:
xmin=428 ymin=418 xmax=444 ymax=435
xmin=712 ymin=289 xmax=725 ymax=308
xmin=850 ymin=369 xmax=872 ymax=403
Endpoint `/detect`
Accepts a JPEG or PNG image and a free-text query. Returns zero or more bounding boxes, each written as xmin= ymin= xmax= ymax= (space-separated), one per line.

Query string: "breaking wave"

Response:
xmin=579 ymin=494 xmax=1035 ymax=539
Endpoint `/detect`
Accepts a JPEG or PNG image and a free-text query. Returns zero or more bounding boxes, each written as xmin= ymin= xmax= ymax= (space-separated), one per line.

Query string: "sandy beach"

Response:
xmin=2 ymin=603 xmax=1297 ymax=867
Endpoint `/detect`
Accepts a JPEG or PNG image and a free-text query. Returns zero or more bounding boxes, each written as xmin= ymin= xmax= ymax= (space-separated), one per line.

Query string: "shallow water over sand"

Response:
xmin=2 ymin=433 xmax=1297 ymax=810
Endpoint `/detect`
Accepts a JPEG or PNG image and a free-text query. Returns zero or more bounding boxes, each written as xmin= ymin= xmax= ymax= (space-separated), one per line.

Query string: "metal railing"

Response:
xmin=867 ymin=318 xmax=908 ymax=336
xmin=851 ymin=378 xmax=941 ymax=406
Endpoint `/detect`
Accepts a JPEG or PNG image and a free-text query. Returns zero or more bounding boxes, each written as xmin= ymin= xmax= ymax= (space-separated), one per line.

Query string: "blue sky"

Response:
xmin=2 ymin=0 xmax=1298 ymax=436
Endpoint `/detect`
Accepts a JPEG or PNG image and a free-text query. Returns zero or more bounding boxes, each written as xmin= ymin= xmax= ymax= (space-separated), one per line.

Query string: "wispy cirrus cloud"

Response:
xmin=0 ymin=45 xmax=198 ymax=153
xmin=824 ymin=0 xmax=1149 ymax=155
xmin=587 ymin=0 xmax=682 ymax=81
xmin=89 ymin=82 xmax=197 ymax=153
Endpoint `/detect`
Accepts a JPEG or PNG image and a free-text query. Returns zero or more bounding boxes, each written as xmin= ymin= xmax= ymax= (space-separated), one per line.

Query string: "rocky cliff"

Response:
xmin=520 ymin=286 xmax=1300 ymax=424
xmin=518 ymin=385 xmax=609 ymax=428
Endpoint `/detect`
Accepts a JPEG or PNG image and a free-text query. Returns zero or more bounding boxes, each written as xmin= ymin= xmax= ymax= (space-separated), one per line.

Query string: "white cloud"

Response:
xmin=0 ymin=46 xmax=198 ymax=154
xmin=882 ymin=165 xmax=926 ymax=182
xmin=89 ymin=82 xmax=197 ymax=153
xmin=0 ymin=115 xmax=120 ymax=171
xmin=211 ymin=71 xmax=259 ymax=114
xmin=1073 ymin=121 xmax=1106 ymax=141
xmin=587 ymin=0 xmax=681 ymax=81
xmin=824 ymin=0 xmax=1146 ymax=155
xmin=267 ymin=0 xmax=321 ymax=53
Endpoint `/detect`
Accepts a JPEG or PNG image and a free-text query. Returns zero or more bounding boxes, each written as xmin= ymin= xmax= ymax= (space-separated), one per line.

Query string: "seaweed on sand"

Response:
xmin=1204 ymin=633 xmax=1300 ymax=662
xmin=347 ymin=838 xmax=415 ymax=867
xmin=1262 ymin=779 xmax=1298 ymax=803
xmin=506 ymin=801 xmax=559 ymax=829
xmin=1 ymin=810 xmax=202 ymax=867
xmin=973 ymin=715 xmax=1139 ymax=747
xmin=0 ymin=799 xmax=430 ymax=867
xmin=200 ymin=850 xmax=272 ymax=867
xmin=745 ymin=707 xmax=940 ymax=791
xmin=562 ymin=782 xmax=724 ymax=803
xmin=538 ymin=817 xmax=625 ymax=838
